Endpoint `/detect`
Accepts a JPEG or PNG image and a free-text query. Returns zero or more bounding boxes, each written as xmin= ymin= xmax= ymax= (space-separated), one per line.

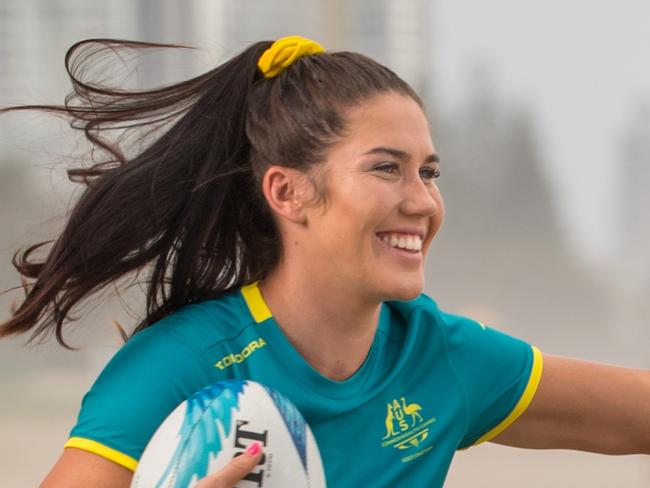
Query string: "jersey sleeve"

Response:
xmin=65 ymin=324 xmax=212 ymax=471
xmin=438 ymin=310 xmax=543 ymax=449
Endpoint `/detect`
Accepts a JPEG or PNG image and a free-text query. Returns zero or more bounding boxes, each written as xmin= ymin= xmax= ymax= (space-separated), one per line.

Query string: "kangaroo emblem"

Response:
xmin=382 ymin=403 xmax=397 ymax=439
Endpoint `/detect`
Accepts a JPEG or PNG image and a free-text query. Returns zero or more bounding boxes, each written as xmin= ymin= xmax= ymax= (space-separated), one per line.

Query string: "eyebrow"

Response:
xmin=363 ymin=146 xmax=440 ymax=164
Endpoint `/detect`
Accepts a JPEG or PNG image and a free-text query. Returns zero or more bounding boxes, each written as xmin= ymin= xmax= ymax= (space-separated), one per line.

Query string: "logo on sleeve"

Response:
xmin=381 ymin=396 xmax=437 ymax=463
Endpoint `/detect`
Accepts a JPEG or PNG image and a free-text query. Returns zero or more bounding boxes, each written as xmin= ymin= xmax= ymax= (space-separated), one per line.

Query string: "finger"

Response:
xmin=197 ymin=442 xmax=263 ymax=488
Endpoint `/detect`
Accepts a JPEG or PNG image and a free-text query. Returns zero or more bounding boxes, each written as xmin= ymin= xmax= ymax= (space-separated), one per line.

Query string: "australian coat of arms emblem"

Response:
xmin=381 ymin=396 xmax=436 ymax=451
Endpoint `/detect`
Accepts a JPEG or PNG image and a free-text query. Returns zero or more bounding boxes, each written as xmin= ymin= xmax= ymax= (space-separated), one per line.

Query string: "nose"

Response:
xmin=399 ymin=175 xmax=442 ymax=217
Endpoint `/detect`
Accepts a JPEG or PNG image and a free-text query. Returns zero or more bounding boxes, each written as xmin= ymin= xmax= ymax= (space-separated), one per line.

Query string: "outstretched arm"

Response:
xmin=492 ymin=353 xmax=650 ymax=454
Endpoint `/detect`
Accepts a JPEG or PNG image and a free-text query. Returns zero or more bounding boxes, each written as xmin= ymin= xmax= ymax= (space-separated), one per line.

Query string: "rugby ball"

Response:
xmin=130 ymin=380 xmax=326 ymax=488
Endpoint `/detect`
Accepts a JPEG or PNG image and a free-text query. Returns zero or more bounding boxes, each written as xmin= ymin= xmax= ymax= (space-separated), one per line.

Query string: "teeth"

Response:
xmin=379 ymin=233 xmax=422 ymax=252
xmin=408 ymin=235 xmax=416 ymax=250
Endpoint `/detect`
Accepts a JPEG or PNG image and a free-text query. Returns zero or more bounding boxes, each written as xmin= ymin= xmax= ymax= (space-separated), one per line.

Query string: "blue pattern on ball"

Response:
xmin=154 ymin=380 xmax=245 ymax=488
xmin=262 ymin=385 xmax=308 ymax=472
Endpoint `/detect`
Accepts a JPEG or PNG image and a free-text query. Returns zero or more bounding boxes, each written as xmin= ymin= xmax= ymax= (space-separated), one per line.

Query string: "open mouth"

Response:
xmin=375 ymin=232 xmax=423 ymax=253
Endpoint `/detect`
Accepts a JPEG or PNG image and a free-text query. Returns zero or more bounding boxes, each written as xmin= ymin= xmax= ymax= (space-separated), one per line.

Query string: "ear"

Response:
xmin=261 ymin=165 xmax=313 ymax=224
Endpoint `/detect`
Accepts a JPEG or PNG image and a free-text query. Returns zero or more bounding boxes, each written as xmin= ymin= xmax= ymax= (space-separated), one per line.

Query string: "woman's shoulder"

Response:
xmin=128 ymin=286 xmax=256 ymax=353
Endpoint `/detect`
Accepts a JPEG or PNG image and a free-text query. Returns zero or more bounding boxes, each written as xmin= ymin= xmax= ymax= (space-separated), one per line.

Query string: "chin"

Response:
xmin=380 ymin=279 xmax=424 ymax=302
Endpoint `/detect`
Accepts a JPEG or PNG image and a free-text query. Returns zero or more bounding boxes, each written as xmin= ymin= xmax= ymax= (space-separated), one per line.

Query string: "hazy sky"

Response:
xmin=434 ymin=0 xmax=650 ymax=263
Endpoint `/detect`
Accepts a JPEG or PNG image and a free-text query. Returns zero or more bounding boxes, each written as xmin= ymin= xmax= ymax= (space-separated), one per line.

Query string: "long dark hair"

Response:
xmin=0 ymin=38 xmax=421 ymax=347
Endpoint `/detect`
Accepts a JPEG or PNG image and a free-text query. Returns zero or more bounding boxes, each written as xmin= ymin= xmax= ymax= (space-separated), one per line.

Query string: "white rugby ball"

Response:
xmin=130 ymin=380 xmax=326 ymax=488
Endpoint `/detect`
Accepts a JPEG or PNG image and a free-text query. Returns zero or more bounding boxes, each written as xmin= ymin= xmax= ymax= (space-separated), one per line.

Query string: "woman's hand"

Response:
xmin=195 ymin=443 xmax=264 ymax=488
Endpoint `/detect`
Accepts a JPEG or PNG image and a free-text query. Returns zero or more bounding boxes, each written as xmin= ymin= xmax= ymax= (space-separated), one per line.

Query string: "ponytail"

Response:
xmin=1 ymin=39 xmax=278 ymax=346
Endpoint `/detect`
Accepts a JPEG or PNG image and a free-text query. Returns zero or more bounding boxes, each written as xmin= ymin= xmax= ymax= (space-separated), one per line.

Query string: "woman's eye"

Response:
xmin=420 ymin=167 xmax=441 ymax=181
xmin=374 ymin=164 xmax=440 ymax=181
xmin=375 ymin=163 xmax=398 ymax=174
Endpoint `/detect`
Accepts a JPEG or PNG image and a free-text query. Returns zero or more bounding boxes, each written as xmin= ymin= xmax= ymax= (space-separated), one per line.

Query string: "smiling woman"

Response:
xmin=260 ymin=92 xmax=444 ymax=312
xmin=1 ymin=36 xmax=648 ymax=488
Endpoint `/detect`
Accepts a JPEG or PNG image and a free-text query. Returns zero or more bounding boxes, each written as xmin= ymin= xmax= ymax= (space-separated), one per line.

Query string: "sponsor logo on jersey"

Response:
xmin=214 ymin=338 xmax=267 ymax=370
xmin=381 ymin=395 xmax=436 ymax=463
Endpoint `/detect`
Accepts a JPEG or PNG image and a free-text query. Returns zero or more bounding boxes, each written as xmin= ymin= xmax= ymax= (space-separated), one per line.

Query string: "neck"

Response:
xmin=259 ymin=266 xmax=381 ymax=381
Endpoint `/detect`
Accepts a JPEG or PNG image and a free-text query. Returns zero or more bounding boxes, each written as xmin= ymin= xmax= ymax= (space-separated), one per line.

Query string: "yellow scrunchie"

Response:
xmin=258 ymin=35 xmax=325 ymax=79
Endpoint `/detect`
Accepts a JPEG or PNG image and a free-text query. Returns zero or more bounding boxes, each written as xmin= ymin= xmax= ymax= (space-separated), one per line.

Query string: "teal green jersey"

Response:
xmin=66 ymin=281 xmax=542 ymax=487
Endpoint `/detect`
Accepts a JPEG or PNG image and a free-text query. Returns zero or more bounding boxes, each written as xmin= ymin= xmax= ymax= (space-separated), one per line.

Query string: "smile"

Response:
xmin=376 ymin=232 xmax=422 ymax=252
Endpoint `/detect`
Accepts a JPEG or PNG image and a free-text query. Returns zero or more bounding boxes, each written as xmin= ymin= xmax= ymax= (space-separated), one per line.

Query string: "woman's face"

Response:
xmin=300 ymin=91 xmax=444 ymax=302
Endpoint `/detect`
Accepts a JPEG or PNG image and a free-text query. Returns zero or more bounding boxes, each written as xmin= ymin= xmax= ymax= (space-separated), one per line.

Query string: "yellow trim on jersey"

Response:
xmin=241 ymin=281 xmax=272 ymax=323
xmin=472 ymin=345 xmax=544 ymax=446
xmin=64 ymin=437 xmax=138 ymax=472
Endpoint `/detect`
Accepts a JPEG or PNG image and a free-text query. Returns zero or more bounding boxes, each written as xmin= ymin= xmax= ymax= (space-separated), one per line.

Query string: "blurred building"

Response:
xmin=0 ymin=0 xmax=126 ymax=106
xmin=341 ymin=0 xmax=434 ymax=96
xmin=619 ymin=102 xmax=650 ymax=283
xmin=217 ymin=0 xmax=434 ymax=99
xmin=609 ymin=101 xmax=650 ymax=363
xmin=0 ymin=0 xmax=436 ymax=105
xmin=0 ymin=0 xmax=42 ymax=103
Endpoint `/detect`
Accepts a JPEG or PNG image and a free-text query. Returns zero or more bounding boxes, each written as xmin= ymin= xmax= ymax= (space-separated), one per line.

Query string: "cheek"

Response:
xmin=424 ymin=192 xmax=445 ymax=251
xmin=314 ymin=178 xmax=393 ymax=250
xmin=435 ymin=192 xmax=445 ymax=226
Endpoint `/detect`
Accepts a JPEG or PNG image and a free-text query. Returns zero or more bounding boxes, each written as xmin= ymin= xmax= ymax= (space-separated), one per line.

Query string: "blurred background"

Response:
xmin=0 ymin=0 xmax=648 ymax=486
